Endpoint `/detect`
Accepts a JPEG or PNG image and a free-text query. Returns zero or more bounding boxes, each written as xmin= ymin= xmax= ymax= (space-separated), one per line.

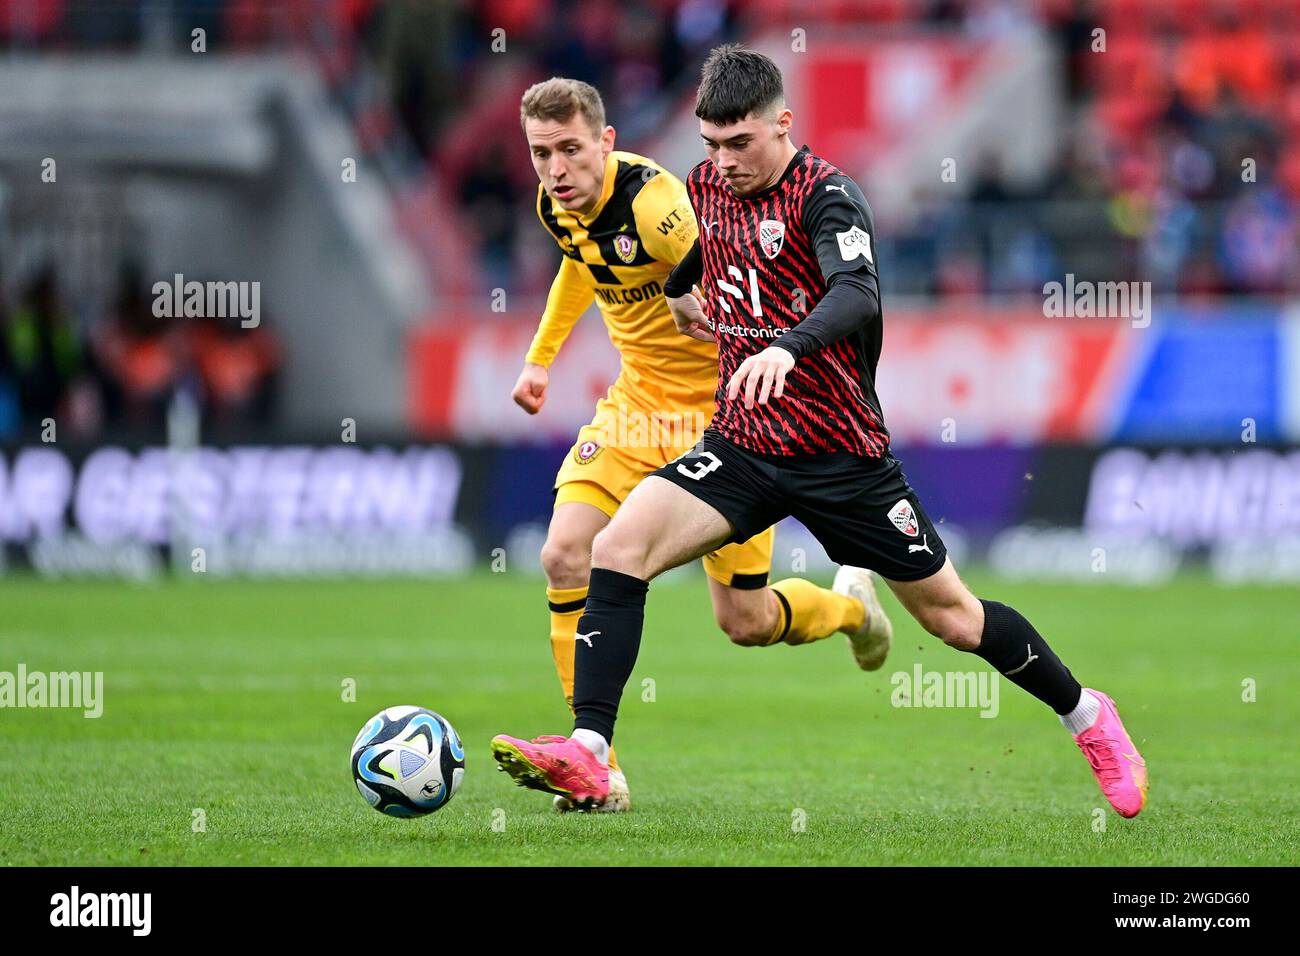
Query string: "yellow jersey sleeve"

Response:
xmin=525 ymin=255 xmax=594 ymax=368
xmin=632 ymin=169 xmax=698 ymax=267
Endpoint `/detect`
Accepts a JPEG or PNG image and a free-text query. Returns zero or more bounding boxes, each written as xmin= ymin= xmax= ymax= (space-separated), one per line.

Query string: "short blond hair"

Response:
xmin=520 ymin=77 xmax=605 ymax=138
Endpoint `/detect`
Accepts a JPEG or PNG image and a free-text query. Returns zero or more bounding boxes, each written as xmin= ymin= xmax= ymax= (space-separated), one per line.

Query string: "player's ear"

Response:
xmin=600 ymin=125 xmax=616 ymax=156
xmin=775 ymin=107 xmax=793 ymax=136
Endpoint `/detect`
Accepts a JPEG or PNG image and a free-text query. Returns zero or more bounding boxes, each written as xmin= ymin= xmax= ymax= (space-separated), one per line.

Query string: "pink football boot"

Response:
xmin=490 ymin=733 xmax=610 ymax=809
xmin=1072 ymin=689 xmax=1149 ymax=817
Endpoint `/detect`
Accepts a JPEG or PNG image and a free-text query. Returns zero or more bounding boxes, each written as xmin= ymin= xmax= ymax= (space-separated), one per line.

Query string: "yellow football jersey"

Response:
xmin=526 ymin=150 xmax=717 ymax=413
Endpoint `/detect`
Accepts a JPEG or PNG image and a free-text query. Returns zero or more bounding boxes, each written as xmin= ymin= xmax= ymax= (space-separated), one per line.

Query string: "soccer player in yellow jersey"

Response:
xmin=508 ymin=78 xmax=893 ymax=812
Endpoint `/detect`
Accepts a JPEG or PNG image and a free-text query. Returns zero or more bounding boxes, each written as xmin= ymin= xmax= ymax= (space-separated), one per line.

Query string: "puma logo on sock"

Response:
xmin=1003 ymin=644 xmax=1039 ymax=676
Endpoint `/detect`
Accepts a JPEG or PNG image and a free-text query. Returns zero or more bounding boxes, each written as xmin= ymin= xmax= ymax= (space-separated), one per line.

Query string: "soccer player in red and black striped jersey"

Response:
xmin=491 ymin=45 xmax=1149 ymax=819
xmin=673 ymin=113 xmax=889 ymax=460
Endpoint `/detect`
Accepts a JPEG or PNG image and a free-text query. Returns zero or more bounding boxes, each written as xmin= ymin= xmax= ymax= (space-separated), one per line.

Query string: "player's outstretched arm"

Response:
xmin=515 ymin=257 xmax=594 ymax=413
xmin=665 ymin=288 xmax=715 ymax=342
xmin=727 ymin=175 xmax=886 ymax=408
xmin=662 ymin=239 xmax=714 ymax=341
xmin=511 ymin=362 xmax=549 ymax=414
xmin=732 ymin=270 xmax=876 ymax=408
xmin=772 ymin=174 xmax=882 ymax=362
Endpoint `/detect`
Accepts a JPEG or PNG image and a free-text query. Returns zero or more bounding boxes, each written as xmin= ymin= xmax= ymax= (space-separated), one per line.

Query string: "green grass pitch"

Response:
xmin=0 ymin=571 xmax=1296 ymax=866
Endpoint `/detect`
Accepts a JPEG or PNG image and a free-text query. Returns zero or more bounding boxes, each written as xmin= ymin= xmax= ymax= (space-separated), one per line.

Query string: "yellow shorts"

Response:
xmin=554 ymin=392 xmax=774 ymax=590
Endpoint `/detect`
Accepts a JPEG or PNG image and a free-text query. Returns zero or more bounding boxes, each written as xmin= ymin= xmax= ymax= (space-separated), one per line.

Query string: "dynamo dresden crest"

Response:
xmin=574 ymin=440 xmax=603 ymax=464
xmin=613 ymin=234 xmax=638 ymax=264
xmin=758 ymin=219 xmax=786 ymax=259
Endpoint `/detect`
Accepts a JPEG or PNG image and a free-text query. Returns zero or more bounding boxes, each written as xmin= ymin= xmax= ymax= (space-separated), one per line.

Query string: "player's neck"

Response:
xmin=757 ymin=139 xmax=800 ymax=192
xmin=576 ymin=181 xmax=603 ymax=218
xmin=576 ymin=154 xmax=614 ymax=219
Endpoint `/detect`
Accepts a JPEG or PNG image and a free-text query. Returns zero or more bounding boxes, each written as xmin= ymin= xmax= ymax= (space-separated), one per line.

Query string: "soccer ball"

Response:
xmin=350 ymin=705 xmax=465 ymax=817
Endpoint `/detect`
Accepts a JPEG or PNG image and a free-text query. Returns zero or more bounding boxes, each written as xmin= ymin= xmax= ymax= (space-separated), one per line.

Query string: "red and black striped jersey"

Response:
xmin=686 ymin=144 xmax=890 ymax=458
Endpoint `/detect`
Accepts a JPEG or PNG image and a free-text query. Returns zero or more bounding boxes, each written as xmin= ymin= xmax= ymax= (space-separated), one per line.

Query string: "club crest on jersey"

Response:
xmin=574 ymin=440 xmax=603 ymax=464
xmin=887 ymin=499 xmax=919 ymax=537
xmin=759 ymin=219 xmax=786 ymax=259
xmin=613 ymin=233 xmax=638 ymax=264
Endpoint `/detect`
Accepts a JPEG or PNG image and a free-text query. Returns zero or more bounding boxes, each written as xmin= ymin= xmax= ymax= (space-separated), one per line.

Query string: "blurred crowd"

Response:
xmin=0 ymin=263 xmax=281 ymax=440
xmin=2 ymin=0 xmax=1297 ymax=303
xmin=335 ymin=0 xmax=1300 ymax=299
xmin=389 ymin=0 xmax=1300 ymax=299
xmin=928 ymin=0 xmax=1300 ymax=297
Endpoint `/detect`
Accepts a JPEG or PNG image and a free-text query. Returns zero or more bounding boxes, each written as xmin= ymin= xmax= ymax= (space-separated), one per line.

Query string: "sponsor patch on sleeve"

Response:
xmin=836 ymin=225 xmax=873 ymax=263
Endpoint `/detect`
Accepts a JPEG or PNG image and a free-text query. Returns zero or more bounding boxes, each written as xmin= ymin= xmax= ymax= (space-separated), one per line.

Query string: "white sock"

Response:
xmin=571 ymin=728 xmax=610 ymax=766
xmin=1060 ymin=690 xmax=1101 ymax=735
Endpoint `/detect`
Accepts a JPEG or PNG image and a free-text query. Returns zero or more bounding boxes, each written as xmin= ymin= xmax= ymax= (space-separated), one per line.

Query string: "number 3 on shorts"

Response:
xmin=676 ymin=450 xmax=722 ymax=481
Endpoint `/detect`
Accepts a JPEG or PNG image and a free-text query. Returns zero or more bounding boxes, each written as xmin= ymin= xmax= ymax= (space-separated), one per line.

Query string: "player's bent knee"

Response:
xmin=539 ymin=537 xmax=591 ymax=589
xmin=727 ymin=627 xmax=771 ymax=647
xmin=918 ymin=605 xmax=981 ymax=651
xmin=589 ymin=525 xmax=650 ymax=579
xmin=716 ymin=608 xmax=771 ymax=647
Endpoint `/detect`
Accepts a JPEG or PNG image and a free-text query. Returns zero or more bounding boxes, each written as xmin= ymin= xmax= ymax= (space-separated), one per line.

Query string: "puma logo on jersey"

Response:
xmin=908 ymin=534 xmax=934 ymax=555
xmin=576 ymin=631 xmax=600 ymax=648
xmin=824 ymin=182 xmax=849 ymax=195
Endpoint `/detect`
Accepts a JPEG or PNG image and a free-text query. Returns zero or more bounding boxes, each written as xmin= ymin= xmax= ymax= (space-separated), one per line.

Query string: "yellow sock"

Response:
xmin=547 ymin=584 xmax=620 ymax=771
xmin=767 ymin=578 xmax=865 ymax=646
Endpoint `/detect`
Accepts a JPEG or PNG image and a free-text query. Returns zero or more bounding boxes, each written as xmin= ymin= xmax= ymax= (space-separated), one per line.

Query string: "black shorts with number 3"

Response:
xmin=654 ymin=428 xmax=947 ymax=582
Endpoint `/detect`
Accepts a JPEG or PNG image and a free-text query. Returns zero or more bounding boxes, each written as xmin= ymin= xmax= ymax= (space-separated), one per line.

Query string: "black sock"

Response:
xmin=571 ymin=567 xmax=649 ymax=744
xmin=973 ymin=600 xmax=1082 ymax=715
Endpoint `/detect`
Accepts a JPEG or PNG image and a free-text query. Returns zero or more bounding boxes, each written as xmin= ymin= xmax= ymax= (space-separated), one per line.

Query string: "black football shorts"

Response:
xmin=653 ymin=428 xmax=947 ymax=582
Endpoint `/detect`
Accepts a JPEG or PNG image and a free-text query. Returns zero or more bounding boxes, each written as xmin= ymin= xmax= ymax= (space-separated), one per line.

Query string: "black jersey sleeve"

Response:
xmin=772 ymin=175 xmax=881 ymax=361
xmin=662 ymin=238 xmax=703 ymax=298
xmin=806 ymin=174 xmax=880 ymax=284
xmin=773 ymin=270 xmax=879 ymax=361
